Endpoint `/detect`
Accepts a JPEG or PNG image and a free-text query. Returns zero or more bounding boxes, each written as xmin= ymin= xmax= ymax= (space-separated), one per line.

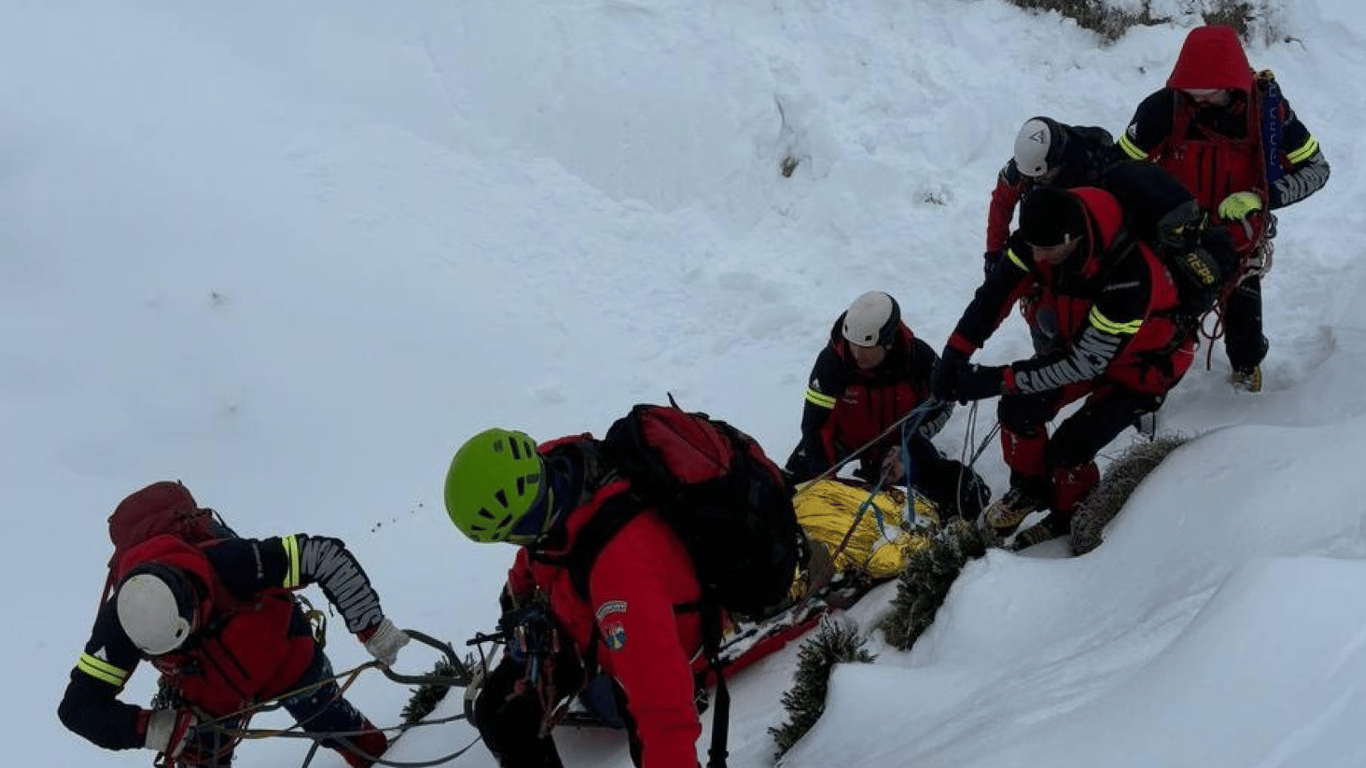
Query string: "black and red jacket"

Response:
xmin=986 ymin=124 xmax=1120 ymax=253
xmin=1118 ymin=26 xmax=1328 ymax=255
xmin=58 ymin=533 xmax=387 ymax=752
xmin=947 ymin=187 xmax=1194 ymax=396
xmin=792 ymin=314 xmax=948 ymax=480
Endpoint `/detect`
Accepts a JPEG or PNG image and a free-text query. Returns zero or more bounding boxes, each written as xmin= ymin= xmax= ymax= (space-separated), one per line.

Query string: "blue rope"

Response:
xmin=893 ymin=399 xmax=942 ymax=532
xmin=831 ymin=399 xmax=948 ymax=554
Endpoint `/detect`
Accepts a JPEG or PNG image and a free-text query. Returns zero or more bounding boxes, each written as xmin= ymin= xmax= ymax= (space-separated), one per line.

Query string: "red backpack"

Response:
xmin=564 ymin=402 xmax=809 ymax=768
xmin=569 ymin=402 xmax=808 ymax=619
xmin=101 ymin=481 xmax=237 ymax=605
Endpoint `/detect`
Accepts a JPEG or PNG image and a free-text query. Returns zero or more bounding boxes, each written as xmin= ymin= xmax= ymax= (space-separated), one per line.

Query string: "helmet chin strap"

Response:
xmin=168 ymin=614 xmax=193 ymax=649
xmin=538 ymin=487 xmax=561 ymax=537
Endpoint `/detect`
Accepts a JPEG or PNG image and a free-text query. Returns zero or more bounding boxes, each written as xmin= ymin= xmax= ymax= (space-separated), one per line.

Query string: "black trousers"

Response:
xmin=1224 ymin=275 xmax=1269 ymax=372
xmin=474 ymin=649 xmax=598 ymax=768
xmin=998 ymin=385 xmax=1164 ymax=479
xmin=855 ymin=432 xmax=990 ymax=522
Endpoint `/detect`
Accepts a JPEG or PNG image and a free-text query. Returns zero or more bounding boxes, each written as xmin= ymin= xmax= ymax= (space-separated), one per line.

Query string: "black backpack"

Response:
xmin=566 ymin=401 xmax=808 ymax=620
xmin=1100 ymin=162 xmax=1237 ymax=320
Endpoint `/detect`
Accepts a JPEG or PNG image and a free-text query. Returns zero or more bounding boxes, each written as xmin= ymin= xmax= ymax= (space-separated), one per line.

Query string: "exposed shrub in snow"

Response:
xmin=400 ymin=654 xmax=476 ymax=727
xmin=770 ymin=619 xmax=877 ymax=758
xmin=880 ymin=517 xmax=987 ymax=651
xmin=1070 ymin=433 xmax=1190 ymax=555
xmin=997 ymin=0 xmax=1274 ymax=44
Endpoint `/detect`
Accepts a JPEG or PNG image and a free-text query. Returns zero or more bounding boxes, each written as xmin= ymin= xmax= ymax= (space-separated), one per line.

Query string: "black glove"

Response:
xmin=983 ymin=249 xmax=1004 ymax=277
xmin=931 ymin=347 xmax=969 ymax=402
xmin=1168 ymin=247 xmax=1222 ymax=315
xmin=1156 ymin=199 xmax=1206 ymax=252
xmin=955 ymin=364 xmax=1005 ymax=402
xmin=498 ymin=603 xmax=558 ymax=663
xmin=918 ymin=400 xmax=954 ymax=439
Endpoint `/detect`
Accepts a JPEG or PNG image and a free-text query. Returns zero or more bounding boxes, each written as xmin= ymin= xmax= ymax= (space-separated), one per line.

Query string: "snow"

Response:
xmin=6 ymin=1 xmax=1365 ymax=766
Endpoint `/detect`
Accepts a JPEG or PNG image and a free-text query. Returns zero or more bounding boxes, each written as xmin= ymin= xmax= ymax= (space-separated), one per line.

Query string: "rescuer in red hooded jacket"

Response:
xmin=1118 ymin=24 xmax=1329 ymax=392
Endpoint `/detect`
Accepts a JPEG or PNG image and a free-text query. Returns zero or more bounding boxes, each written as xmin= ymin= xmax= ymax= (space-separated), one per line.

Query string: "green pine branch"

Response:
xmin=1071 ymin=434 xmax=1188 ymax=555
xmin=880 ymin=518 xmax=987 ymax=651
xmin=399 ymin=654 xmax=477 ymax=726
xmin=769 ymin=620 xmax=876 ymax=758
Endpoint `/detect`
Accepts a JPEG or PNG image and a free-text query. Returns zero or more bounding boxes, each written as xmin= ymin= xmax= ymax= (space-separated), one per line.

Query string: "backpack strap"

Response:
xmin=1256 ymin=70 xmax=1284 ymax=187
xmin=1086 ymin=223 xmax=1137 ymax=292
xmin=545 ymin=488 xmax=734 ymax=768
xmin=546 ymin=490 xmax=644 ymax=601
xmin=700 ymin=604 xmax=730 ymax=768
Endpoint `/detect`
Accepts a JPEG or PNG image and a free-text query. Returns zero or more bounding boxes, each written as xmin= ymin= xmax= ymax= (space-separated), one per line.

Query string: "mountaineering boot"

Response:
xmin=1230 ymin=365 xmax=1262 ymax=393
xmin=984 ymin=486 xmax=1047 ymax=536
xmin=337 ymin=719 xmax=388 ymax=768
xmin=1009 ymin=512 xmax=1071 ymax=551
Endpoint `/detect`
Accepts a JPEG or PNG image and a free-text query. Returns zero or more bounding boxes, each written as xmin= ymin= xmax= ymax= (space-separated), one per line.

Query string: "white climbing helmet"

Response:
xmin=1014 ymin=117 xmax=1067 ymax=179
xmin=842 ymin=291 xmax=901 ymax=347
xmin=116 ymin=566 xmax=197 ymax=655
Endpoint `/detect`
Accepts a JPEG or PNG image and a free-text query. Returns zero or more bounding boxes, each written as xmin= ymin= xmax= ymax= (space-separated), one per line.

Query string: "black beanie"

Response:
xmin=1020 ymin=187 xmax=1087 ymax=247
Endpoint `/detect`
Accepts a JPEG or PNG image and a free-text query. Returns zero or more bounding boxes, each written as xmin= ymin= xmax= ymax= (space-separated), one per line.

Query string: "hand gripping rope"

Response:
xmin=820 ymin=399 xmax=945 ymax=567
xmin=186 ymin=630 xmax=482 ymax=768
xmin=792 ymin=398 xmax=941 ymax=501
xmin=1199 ymin=236 xmax=1274 ymax=372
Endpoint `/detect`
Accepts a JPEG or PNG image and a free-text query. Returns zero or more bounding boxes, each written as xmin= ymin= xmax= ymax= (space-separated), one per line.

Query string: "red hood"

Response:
xmin=1166 ymin=25 xmax=1253 ymax=94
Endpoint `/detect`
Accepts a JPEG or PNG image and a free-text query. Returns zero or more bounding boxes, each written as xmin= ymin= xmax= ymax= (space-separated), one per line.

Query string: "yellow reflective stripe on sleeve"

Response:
xmin=282 ymin=534 xmax=301 ymax=589
xmin=1117 ymin=134 xmax=1148 ymax=160
xmin=1286 ymin=135 xmax=1319 ymax=165
xmin=1006 ymin=247 xmax=1029 ymax=271
xmin=804 ymin=388 xmax=836 ymax=409
xmin=76 ymin=654 xmax=129 ymax=687
xmin=1089 ymin=307 xmax=1141 ymax=335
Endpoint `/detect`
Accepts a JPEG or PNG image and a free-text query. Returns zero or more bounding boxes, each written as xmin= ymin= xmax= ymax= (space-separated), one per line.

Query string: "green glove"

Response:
xmin=1217 ymin=191 xmax=1263 ymax=221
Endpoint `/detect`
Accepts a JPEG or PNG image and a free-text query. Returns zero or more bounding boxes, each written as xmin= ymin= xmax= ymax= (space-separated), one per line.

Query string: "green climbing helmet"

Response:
xmin=444 ymin=428 xmax=549 ymax=544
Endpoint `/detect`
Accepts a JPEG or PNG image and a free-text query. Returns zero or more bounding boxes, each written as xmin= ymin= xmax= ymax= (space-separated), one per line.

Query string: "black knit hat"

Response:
xmin=1020 ymin=187 xmax=1087 ymax=247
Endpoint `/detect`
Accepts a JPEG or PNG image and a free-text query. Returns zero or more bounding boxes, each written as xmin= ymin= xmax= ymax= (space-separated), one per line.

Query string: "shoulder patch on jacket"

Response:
xmin=595 ymin=600 xmax=628 ymax=621
xmin=602 ymin=621 xmax=627 ymax=651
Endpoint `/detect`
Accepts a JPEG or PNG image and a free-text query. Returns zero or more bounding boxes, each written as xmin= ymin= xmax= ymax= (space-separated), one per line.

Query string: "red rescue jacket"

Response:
xmin=116 ymin=535 xmax=312 ymax=716
xmin=822 ymin=325 xmax=934 ymax=460
xmin=1155 ymin=26 xmax=1268 ymax=254
xmin=506 ymin=437 xmax=707 ymax=768
xmin=1026 ymin=188 xmax=1193 ymax=393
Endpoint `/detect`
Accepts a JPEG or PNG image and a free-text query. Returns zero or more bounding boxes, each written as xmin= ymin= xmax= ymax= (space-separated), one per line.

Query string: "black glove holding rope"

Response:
xmin=932 ymin=347 xmax=1004 ymax=404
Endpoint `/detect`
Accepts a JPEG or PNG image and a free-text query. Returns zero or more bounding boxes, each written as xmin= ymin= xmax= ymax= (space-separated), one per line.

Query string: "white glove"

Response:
xmin=362 ymin=618 xmax=410 ymax=666
xmin=144 ymin=708 xmax=196 ymax=758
